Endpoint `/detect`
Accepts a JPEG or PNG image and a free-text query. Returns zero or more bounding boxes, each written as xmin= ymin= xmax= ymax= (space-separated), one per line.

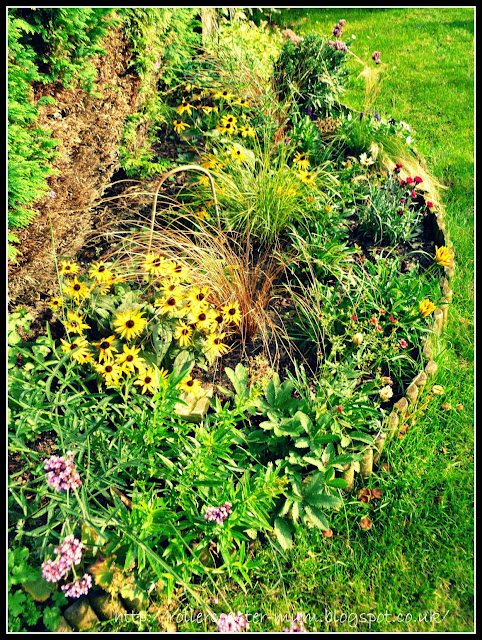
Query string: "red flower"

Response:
xmin=414 ymin=176 xmax=423 ymax=183
xmin=371 ymin=316 xmax=377 ymax=325
xmin=376 ymin=324 xmax=382 ymax=332
xmin=337 ymin=405 xmax=343 ymax=414
xmin=351 ymin=314 xmax=358 ymax=321
xmin=399 ymin=179 xmax=406 ymax=186
xmin=399 ymin=339 xmax=408 ymax=348
xmin=406 ymin=176 xmax=413 ymax=184
xmin=411 ymin=190 xmax=417 ymax=199
xmin=389 ymin=314 xmax=395 ymax=322
xmin=427 ymin=201 xmax=434 ymax=208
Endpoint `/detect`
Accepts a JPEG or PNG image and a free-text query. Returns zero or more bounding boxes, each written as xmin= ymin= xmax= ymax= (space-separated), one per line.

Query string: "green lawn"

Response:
xmin=175 ymin=8 xmax=474 ymax=633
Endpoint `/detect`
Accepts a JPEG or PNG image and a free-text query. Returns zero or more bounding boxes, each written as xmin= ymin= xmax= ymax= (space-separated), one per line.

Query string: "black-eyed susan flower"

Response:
xmin=216 ymin=120 xmax=237 ymax=135
xmin=293 ymin=151 xmax=311 ymax=171
xmin=155 ymin=292 xmax=184 ymax=315
xmin=135 ymin=367 xmax=166 ymax=395
xmin=113 ymin=307 xmax=147 ymax=341
xmin=221 ymin=300 xmax=242 ymax=326
xmin=60 ymin=336 xmax=92 ymax=364
xmin=49 ymin=296 xmax=63 ymax=312
xmin=178 ymin=375 xmax=203 ymax=395
xmin=213 ymin=88 xmax=234 ymax=101
xmin=204 ymin=332 xmax=230 ymax=359
xmin=59 ymin=260 xmax=80 ymax=276
xmin=64 ymin=310 xmax=90 ymax=335
xmin=188 ymin=304 xmax=215 ymax=333
xmin=434 ymin=245 xmax=454 ymax=268
xmin=194 ymin=207 xmax=210 ymax=220
xmin=63 ymin=276 xmax=90 ymax=304
xmin=220 ymin=114 xmax=238 ymax=127
xmin=209 ymin=310 xmax=225 ymax=333
xmin=200 ymin=154 xmax=221 ymax=170
xmin=198 ymin=175 xmax=210 ymax=187
xmin=200 ymin=105 xmax=218 ymax=115
xmin=173 ymin=119 xmax=190 ymax=135
xmin=229 ymin=145 xmax=247 ymax=162
xmin=174 ymin=321 xmax=194 ymax=347
xmin=93 ymin=335 xmax=118 ymax=363
xmin=94 ymin=361 xmax=123 ymax=387
xmin=176 ymin=98 xmax=193 ymax=116
xmin=116 ymin=344 xmax=146 ymax=375
xmin=142 ymin=253 xmax=168 ymax=277
xmin=238 ymin=123 xmax=255 ymax=138
xmin=233 ymin=97 xmax=250 ymax=108
xmin=295 ymin=170 xmax=316 ymax=185
xmin=186 ymin=285 xmax=211 ymax=310
xmin=170 ymin=261 xmax=191 ymax=283
xmin=419 ymin=299 xmax=437 ymax=317
xmin=88 ymin=260 xmax=113 ymax=283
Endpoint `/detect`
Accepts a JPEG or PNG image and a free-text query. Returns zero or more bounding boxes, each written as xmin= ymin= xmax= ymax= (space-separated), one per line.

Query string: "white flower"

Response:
xmin=359 ymin=153 xmax=375 ymax=166
xmin=379 ymin=385 xmax=393 ymax=402
xmin=352 ymin=332 xmax=364 ymax=345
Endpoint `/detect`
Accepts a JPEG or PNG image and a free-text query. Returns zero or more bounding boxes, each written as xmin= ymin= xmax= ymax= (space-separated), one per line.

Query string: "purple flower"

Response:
xmin=61 ymin=573 xmax=92 ymax=598
xmin=374 ymin=111 xmax=380 ymax=121
xmin=44 ymin=451 xmax=82 ymax=492
xmin=42 ymin=535 xmax=83 ymax=583
xmin=204 ymin=502 xmax=233 ymax=526
xmin=372 ymin=50 xmax=381 ymax=64
xmin=216 ymin=612 xmax=249 ymax=633
xmin=328 ymin=39 xmax=348 ymax=51
xmin=306 ymin=106 xmax=317 ymax=121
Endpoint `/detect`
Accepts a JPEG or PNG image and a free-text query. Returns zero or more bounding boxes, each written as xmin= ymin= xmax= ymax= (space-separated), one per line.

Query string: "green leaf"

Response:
xmin=22 ymin=574 xmax=55 ymax=602
xmin=325 ymin=477 xmax=349 ymax=489
xmin=305 ymin=493 xmax=343 ymax=510
xmin=274 ymin=517 xmax=293 ymax=550
xmin=304 ymin=505 xmax=330 ymax=531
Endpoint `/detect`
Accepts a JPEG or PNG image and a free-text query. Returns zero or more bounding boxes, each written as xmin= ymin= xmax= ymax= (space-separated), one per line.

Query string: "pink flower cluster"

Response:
xmin=204 ymin=502 xmax=233 ymax=526
xmin=216 ymin=612 xmax=249 ymax=633
xmin=61 ymin=573 xmax=93 ymax=598
xmin=372 ymin=50 xmax=381 ymax=64
xmin=332 ymin=18 xmax=345 ymax=37
xmin=44 ymin=451 xmax=82 ymax=492
xmin=283 ymin=612 xmax=307 ymax=633
xmin=42 ymin=534 xmax=83 ymax=583
xmin=328 ymin=40 xmax=348 ymax=51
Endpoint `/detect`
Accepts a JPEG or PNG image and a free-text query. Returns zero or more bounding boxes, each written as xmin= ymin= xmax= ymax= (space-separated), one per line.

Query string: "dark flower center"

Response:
xmin=167 ymin=297 xmax=176 ymax=306
xmin=126 ymin=355 xmax=134 ymax=362
xmin=228 ymin=308 xmax=236 ymax=315
xmin=174 ymin=265 xmax=182 ymax=273
xmin=126 ymin=320 xmax=135 ymax=328
xmin=198 ymin=313 xmax=206 ymax=321
xmin=71 ymin=343 xmax=78 ymax=350
xmin=98 ymin=265 xmax=105 ymax=272
xmin=196 ymin=293 xmax=205 ymax=301
xmin=105 ymin=366 xmax=113 ymax=373
xmin=181 ymin=329 xmax=189 ymax=335
xmin=71 ymin=321 xmax=78 ymax=328
xmin=74 ymin=284 xmax=81 ymax=291
xmin=187 ymin=380 xmax=194 ymax=387
xmin=153 ymin=258 xmax=161 ymax=267
xmin=215 ymin=315 xmax=223 ymax=323
xmin=144 ymin=376 xmax=151 ymax=384
xmin=100 ymin=341 xmax=110 ymax=350
xmin=214 ymin=338 xmax=221 ymax=345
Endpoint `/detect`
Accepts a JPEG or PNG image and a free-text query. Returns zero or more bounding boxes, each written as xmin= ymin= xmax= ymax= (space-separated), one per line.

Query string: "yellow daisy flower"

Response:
xmin=419 ymin=299 xmax=437 ymax=317
xmin=229 ymin=145 xmax=247 ymax=163
xmin=233 ymin=97 xmax=250 ymax=108
xmin=155 ymin=291 xmax=184 ymax=315
xmin=60 ymin=336 xmax=92 ymax=364
xmin=293 ymin=151 xmax=311 ymax=171
xmin=113 ymin=307 xmax=147 ymax=341
xmin=295 ymin=170 xmax=317 ymax=185
xmin=434 ymin=245 xmax=454 ymax=268
xmin=221 ymin=300 xmax=242 ymax=326
xmin=188 ymin=304 xmax=215 ymax=333
xmin=194 ymin=206 xmax=210 ymax=220
xmin=178 ymin=375 xmax=203 ymax=395
xmin=176 ymin=99 xmax=193 ymax=116
xmin=49 ymin=296 xmax=63 ymax=312
xmin=200 ymin=105 xmax=218 ymax=115
xmin=88 ymin=261 xmax=114 ymax=283
xmin=116 ymin=344 xmax=146 ymax=375
xmin=135 ymin=367 xmax=167 ymax=395
xmin=93 ymin=335 xmax=118 ymax=363
xmin=173 ymin=119 xmax=190 ymax=134
xmin=174 ymin=321 xmax=194 ymax=347
xmin=59 ymin=260 xmax=80 ymax=276
xmin=94 ymin=361 xmax=123 ymax=387
xmin=209 ymin=310 xmax=226 ymax=333
xmin=213 ymin=88 xmax=234 ymax=101
xmin=200 ymin=154 xmax=221 ymax=170
xmin=63 ymin=276 xmax=90 ymax=304
xmin=186 ymin=285 xmax=211 ymax=310
xmin=216 ymin=120 xmax=238 ymax=135
xmin=142 ymin=253 xmax=168 ymax=277
xmin=204 ymin=332 xmax=230 ymax=359
xmin=64 ymin=310 xmax=90 ymax=335
xmin=238 ymin=123 xmax=255 ymax=138
xmin=220 ymin=114 xmax=238 ymax=127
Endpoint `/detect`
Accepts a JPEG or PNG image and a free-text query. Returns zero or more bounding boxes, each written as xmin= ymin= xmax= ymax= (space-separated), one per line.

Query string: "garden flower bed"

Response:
xmin=8 ymin=10 xmax=459 ymax=632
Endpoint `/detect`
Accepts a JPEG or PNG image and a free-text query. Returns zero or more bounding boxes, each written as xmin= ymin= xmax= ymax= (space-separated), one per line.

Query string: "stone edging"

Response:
xmin=341 ymin=207 xmax=455 ymax=490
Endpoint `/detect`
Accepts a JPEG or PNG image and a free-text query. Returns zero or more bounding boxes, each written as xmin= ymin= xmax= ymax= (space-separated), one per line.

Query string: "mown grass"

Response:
xmin=164 ymin=8 xmax=474 ymax=633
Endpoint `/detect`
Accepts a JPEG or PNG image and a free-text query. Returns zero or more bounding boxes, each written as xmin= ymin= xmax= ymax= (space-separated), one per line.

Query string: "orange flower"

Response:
xmin=419 ymin=299 xmax=437 ymax=317
xmin=434 ymin=245 xmax=454 ymax=268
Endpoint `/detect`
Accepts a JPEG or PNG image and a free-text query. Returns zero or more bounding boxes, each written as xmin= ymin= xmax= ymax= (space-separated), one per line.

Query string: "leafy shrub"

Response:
xmin=273 ymin=33 xmax=351 ymax=117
